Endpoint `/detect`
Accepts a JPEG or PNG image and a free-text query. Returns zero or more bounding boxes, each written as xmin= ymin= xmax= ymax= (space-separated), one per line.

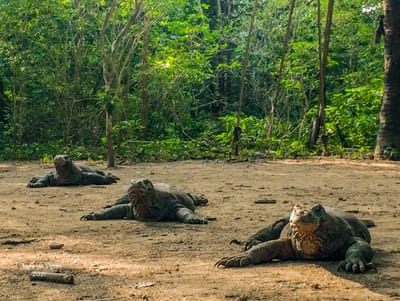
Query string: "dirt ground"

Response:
xmin=1 ymin=158 xmax=400 ymax=301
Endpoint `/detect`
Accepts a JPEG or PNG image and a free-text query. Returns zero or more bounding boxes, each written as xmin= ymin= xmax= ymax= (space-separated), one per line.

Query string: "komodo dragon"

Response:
xmin=27 ymin=154 xmax=119 ymax=188
xmin=216 ymin=204 xmax=375 ymax=273
xmin=80 ymin=178 xmax=208 ymax=224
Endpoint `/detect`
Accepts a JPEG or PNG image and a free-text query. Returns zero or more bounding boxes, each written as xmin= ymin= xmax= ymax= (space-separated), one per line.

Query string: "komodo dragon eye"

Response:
xmin=131 ymin=179 xmax=154 ymax=191
xmin=141 ymin=179 xmax=154 ymax=191
xmin=312 ymin=204 xmax=324 ymax=212
xmin=310 ymin=204 xmax=326 ymax=220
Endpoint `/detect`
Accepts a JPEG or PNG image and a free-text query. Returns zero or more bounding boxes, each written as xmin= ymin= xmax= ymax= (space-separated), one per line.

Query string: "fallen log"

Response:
xmin=29 ymin=271 xmax=74 ymax=284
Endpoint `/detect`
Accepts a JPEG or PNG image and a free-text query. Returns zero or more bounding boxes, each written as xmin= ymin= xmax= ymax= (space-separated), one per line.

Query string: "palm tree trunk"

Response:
xmin=374 ymin=0 xmax=400 ymax=160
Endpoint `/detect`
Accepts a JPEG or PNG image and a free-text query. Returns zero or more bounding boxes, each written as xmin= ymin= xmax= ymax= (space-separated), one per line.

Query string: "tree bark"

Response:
xmin=105 ymin=109 xmax=115 ymax=168
xmin=374 ymin=0 xmax=400 ymax=160
xmin=98 ymin=0 xmax=143 ymax=167
xmin=140 ymin=15 xmax=150 ymax=136
xmin=265 ymin=0 xmax=296 ymax=137
xmin=307 ymin=0 xmax=334 ymax=150
xmin=232 ymin=0 xmax=258 ymax=156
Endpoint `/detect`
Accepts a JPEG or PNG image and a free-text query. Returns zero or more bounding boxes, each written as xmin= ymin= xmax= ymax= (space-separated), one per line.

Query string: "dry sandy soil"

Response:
xmin=1 ymin=158 xmax=400 ymax=301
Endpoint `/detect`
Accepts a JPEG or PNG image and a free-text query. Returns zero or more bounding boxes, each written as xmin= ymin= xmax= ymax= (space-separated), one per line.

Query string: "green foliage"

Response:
xmin=215 ymin=115 xmax=266 ymax=152
xmin=0 ymin=0 xmax=387 ymax=161
xmin=207 ymin=114 xmax=310 ymax=159
xmin=116 ymin=138 xmax=207 ymax=161
xmin=40 ymin=153 xmax=54 ymax=164
xmin=0 ymin=140 xmax=104 ymax=161
xmin=326 ymin=78 xmax=382 ymax=148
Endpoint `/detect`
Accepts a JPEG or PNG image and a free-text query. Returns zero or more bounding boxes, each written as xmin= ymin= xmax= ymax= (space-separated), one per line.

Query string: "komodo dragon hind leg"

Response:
xmin=80 ymin=173 xmax=118 ymax=185
xmin=191 ymin=194 xmax=208 ymax=206
xmin=230 ymin=218 xmax=289 ymax=251
xmin=175 ymin=207 xmax=208 ymax=224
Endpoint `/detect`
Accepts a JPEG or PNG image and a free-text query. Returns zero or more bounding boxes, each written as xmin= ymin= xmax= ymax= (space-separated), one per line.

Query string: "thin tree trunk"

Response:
xmin=232 ymin=0 xmax=258 ymax=156
xmin=99 ymin=0 xmax=117 ymax=168
xmin=374 ymin=0 xmax=400 ymax=160
xmin=140 ymin=15 xmax=150 ymax=136
xmin=265 ymin=0 xmax=296 ymax=137
xmin=307 ymin=0 xmax=334 ymax=150
xmin=98 ymin=0 xmax=143 ymax=167
xmin=105 ymin=110 xmax=115 ymax=167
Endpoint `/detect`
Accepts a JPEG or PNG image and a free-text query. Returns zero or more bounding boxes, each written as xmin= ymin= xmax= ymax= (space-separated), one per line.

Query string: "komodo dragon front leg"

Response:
xmin=216 ymin=238 xmax=297 ymax=268
xmin=27 ymin=174 xmax=57 ymax=188
xmin=80 ymin=204 xmax=132 ymax=220
xmin=103 ymin=194 xmax=130 ymax=208
xmin=338 ymin=238 xmax=375 ymax=273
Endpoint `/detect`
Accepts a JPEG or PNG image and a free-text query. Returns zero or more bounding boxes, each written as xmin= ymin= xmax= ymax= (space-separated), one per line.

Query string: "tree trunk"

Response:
xmin=98 ymin=0 xmax=143 ymax=167
xmin=105 ymin=110 xmax=115 ymax=167
xmin=0 ymin=79 xmax=9 ymax=124
xmin=374 ymin=0 xmax=400 ymax=160
xmin=232 ymin=0 xmax=258 ymax=156
xmin=140 ymin=15 xmax=150 ymax=136
xmin=265 ymin=0 xmax=296 ymax=137
xmin=307 ymin=0 xmax=334 ymax=150
xmin=208 ymin=0 xmax=233 ymax=116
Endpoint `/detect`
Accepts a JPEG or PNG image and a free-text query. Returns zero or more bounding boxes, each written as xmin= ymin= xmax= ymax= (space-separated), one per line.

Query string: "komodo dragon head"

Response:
xmin=289 ymin=204 xmax=327 ymax=233
xmin=53 ymin=154 xmax=72 ymax=168
xmin=53 ymin=154 xmax=76 ymax=176
xmin=127 ymin=179 xmax=157 ymax=218
xmin=288 ymin=204 xmax=329 ymax=256
xmin=128 ymin=178 xmax=155 ymax=202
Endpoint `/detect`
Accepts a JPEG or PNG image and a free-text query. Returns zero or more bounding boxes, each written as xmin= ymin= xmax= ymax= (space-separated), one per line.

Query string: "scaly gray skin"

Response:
xmin=216 ymin=204 xmax=375 ymax=273
xmin=81 ymin=178 xmax=208 ymax=224
xmin=27 ymin=154 xmax=119 ymax=188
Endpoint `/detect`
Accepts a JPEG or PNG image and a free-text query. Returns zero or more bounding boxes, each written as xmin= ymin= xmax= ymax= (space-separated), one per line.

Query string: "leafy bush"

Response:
xmin=326 ymin=79 xmax=382 ymax=149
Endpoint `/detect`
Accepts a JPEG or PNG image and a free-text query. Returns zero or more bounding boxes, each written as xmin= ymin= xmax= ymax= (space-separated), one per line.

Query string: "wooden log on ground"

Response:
xmin=29 ymin=271 xmax=74 ymax=284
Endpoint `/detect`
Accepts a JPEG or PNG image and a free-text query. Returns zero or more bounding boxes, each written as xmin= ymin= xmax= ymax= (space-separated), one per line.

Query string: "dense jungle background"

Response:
xmin=0 ymin=0 xmax=384 ymax=161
